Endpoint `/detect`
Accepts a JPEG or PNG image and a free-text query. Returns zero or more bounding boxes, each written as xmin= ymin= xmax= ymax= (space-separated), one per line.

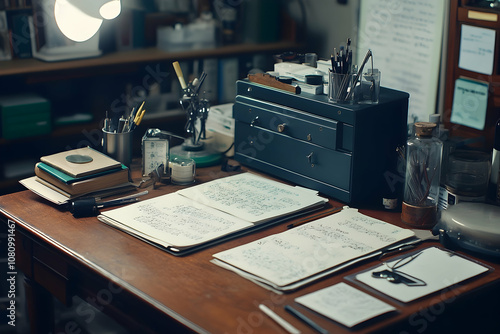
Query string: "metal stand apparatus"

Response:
xmin=170 ymin=61 xmax=222 ymax=166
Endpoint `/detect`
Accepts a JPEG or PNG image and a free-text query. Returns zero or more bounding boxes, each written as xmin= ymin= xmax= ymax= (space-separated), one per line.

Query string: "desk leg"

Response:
xmin=24 ymin=275 xmax=55 ymax=334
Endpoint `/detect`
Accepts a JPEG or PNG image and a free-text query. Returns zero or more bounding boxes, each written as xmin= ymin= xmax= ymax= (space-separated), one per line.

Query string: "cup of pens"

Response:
xmin=328 ymin=70 xmax=356 ymax=103
xmin=102 ymin=102 xmax=146 ymax=168
xmin=102 ymin=128 xmax=133 ymax=168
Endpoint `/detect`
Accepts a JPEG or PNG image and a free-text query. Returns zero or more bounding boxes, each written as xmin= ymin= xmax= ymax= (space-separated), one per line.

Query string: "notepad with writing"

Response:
xmin=211 ymin=207 xmax=415 ymax=292
xmin=296 ymin=282 xmax=397 ymax=328
xmin=97 ymin=172 xmax=328 ymax=255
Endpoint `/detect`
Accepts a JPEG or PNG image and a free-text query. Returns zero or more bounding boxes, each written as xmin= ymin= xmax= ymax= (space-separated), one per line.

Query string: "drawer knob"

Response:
xmin=277 ymin=123 xmax=286 ymax=133
xmin=250 ymin=116 xmax=259 ymax=127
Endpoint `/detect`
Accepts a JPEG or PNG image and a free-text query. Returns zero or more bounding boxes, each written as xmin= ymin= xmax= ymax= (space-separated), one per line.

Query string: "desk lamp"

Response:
xmin=54 ymin=0 xmax=121 ymax=42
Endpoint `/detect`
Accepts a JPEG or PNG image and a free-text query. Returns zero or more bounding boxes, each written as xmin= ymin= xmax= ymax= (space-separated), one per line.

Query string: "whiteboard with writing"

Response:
xmin=357 ymin=0 xmax=446 ymax=123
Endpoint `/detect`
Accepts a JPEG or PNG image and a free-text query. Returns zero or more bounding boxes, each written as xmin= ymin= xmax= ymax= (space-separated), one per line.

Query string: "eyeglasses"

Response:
xmin=372 ymin=251 xmax=427 ymax=286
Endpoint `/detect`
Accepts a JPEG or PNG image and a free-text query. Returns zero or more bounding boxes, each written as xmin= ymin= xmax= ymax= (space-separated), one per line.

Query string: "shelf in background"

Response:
xmin=0 ymin=41 xmax=303 ymax=77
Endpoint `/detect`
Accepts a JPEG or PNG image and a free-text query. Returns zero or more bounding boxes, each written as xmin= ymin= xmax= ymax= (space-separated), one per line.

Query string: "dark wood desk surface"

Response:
xmin=1 ymin=161 xmax=500 ymax=333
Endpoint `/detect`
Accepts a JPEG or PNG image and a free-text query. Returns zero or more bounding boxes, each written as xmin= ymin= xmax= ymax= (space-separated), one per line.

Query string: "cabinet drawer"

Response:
xmin=235 ymin=123 xmax=352 ymax=191
xmin=234 ymin=96 xmax=340 ymax=151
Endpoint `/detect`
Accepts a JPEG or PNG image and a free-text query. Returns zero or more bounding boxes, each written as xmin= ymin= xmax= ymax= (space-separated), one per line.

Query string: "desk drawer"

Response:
xmin=235 ymin=122 xmax=352 ymax=191
xmin=234 ymin=96 xmax=343 ymax=151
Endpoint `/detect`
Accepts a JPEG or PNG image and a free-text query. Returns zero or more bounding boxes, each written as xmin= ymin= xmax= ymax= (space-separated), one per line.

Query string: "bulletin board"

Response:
xmin=443 ymin=0 xmax=500 ymax=149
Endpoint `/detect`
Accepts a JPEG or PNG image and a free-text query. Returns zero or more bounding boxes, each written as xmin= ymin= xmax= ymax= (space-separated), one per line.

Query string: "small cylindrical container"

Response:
xmin=304 ymin=53 xmax=318 ymax=67
xmin=445 ymin=150 xmax=490 ymax=200
xmin=102 ymin=128 xmax=133 ymax=168
xmin=402 ymin=122 xmax=443 ymax=228
xmin=169 ymin=157 xmax=196 ymax=185
xmin=360 ymin=68 xmax=381 ymax=104
xmin=328 ymin=70 xmax=355 ymax=103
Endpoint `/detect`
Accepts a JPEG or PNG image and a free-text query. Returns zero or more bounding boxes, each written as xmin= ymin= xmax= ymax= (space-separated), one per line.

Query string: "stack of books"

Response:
xmin=28 ymin=147 xmax=132 ymax=202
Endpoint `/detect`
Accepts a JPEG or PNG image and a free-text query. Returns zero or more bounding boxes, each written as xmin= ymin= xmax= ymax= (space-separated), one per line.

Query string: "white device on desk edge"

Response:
xmin=433 ymin=202 xmax=500 ymax=258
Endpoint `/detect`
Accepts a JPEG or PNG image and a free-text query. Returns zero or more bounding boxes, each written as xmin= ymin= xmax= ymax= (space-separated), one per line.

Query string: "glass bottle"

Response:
xmin=402 ymin=122 xmax=443 ymax=228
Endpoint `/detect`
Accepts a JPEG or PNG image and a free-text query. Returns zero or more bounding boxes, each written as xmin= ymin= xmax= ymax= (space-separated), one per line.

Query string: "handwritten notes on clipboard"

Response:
xmin=212 ymin=207 xmax=415 ymax=292
xmin=354 ymin=247 xmax=490 ymax=303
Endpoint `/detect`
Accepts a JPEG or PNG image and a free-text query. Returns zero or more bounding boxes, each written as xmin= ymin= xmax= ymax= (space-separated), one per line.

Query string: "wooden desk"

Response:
xmin=1 ymin=161 xmax=499 ymax=333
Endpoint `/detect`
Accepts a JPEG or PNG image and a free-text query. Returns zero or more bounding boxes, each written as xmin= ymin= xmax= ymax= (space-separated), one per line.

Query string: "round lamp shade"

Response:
xmin=54 ymin=0 xmax=104 ymax=42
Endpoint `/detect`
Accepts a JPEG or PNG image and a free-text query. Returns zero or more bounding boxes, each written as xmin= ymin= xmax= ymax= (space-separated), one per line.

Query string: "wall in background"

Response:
xmin=286 ymin=0 xmax=359 ymax=59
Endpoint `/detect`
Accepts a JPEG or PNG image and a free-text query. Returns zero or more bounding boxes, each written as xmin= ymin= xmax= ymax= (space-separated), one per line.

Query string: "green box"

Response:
xmin=0 ymin=94 xmax=51 ymax=140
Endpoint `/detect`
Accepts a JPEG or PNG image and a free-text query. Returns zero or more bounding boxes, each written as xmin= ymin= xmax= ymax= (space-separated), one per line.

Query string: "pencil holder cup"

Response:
xmin=328 ymin=71 xmax=355 ymax=103
xmin=102 ymin=128 xmax=133 ymax=168
xmin=359 ymin=68 xmax=381 ymax=104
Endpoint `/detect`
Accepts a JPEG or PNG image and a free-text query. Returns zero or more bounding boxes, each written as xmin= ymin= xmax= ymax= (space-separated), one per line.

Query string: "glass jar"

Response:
xmin=402 ymin=122 xmax=443 ymax=228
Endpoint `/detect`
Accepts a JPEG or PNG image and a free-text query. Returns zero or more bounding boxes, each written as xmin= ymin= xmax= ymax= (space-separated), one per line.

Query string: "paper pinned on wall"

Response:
xmin=357 ymin=0 xmax=447 ymax=123
xmin=450 ymin=78 xmax=489 ymax=130
xmin=459 ymin=25 xmax=496 ymax=75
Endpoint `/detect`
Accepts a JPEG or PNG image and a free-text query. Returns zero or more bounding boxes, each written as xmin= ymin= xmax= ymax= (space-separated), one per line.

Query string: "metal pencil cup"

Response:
xmin=102 ymin=128 xmax=133 ymax=168
xmin=328 ymin=71 xmax=355 ymax=103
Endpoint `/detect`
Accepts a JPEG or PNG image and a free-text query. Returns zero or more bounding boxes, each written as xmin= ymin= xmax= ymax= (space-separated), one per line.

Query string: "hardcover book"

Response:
xmin=40 ymin=147 xmax=122 ymax=178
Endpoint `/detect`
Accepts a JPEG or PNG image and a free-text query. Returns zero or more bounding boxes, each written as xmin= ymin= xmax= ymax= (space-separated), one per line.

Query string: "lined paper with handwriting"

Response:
xmin=213 ymin=207 xmax=414 ymax=288
xmin=98 ymin=172 xmax=327 ymax=252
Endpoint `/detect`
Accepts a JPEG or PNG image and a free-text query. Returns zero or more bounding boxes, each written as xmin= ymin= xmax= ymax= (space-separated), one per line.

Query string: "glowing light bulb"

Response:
xmin=100 ymin=0 xmax=121 ymax=20
xmin=54 ymin=0 xmax=103 ymax=42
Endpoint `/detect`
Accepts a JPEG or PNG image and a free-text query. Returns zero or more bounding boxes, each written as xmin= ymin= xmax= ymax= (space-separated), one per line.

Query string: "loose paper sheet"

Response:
xmin=355 ymin=247 xmax=490 ymax=303
xmin=296 ymin=282 xmax=396 ymax=328
xmin=213 ymin=208 xmax=414 ymax=288
xmin=459 ymin=25 xmax=496 ymax=75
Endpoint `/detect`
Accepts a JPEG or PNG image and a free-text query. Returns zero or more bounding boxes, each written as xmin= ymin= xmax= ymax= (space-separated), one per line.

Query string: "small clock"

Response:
xmin=142 ymin=128 xmax=169 ymax=177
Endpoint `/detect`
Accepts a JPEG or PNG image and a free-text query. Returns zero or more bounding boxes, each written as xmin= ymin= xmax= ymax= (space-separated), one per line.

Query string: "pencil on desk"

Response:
xmin=286 ymin=206 xmax=343 ymax=229
xmin=285 ymin=305 xmax=328 ymax=334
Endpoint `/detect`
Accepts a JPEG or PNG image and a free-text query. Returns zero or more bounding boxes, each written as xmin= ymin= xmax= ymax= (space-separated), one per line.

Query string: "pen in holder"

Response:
xmin=328 ymin=48 xmax=378 ymax=104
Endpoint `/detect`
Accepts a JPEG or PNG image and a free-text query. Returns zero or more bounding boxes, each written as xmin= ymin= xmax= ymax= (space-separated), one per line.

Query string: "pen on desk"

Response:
xmin=287 ymin=207 xmax=343 ymax=229
xmin=97 ymin=197 xmax=139 ymax=208
xmin=259 ymin=304 xmax=301 ymax=334
xmin=71 ymin=193 xmax=144 ymax=217
xmin=285 ymin=305 xmax=328 ymax=334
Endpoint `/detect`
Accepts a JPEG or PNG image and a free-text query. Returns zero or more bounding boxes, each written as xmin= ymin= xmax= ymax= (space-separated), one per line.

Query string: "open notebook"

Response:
xmin=211 ymin=207 xmax=416 ymax=292
xmin=97 ymin=172 xmax=328 ymax=255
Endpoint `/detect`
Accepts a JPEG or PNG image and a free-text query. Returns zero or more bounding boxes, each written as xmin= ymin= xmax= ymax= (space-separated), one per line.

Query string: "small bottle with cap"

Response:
xmin=401 ymin=122 xmax=443 ymax=228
